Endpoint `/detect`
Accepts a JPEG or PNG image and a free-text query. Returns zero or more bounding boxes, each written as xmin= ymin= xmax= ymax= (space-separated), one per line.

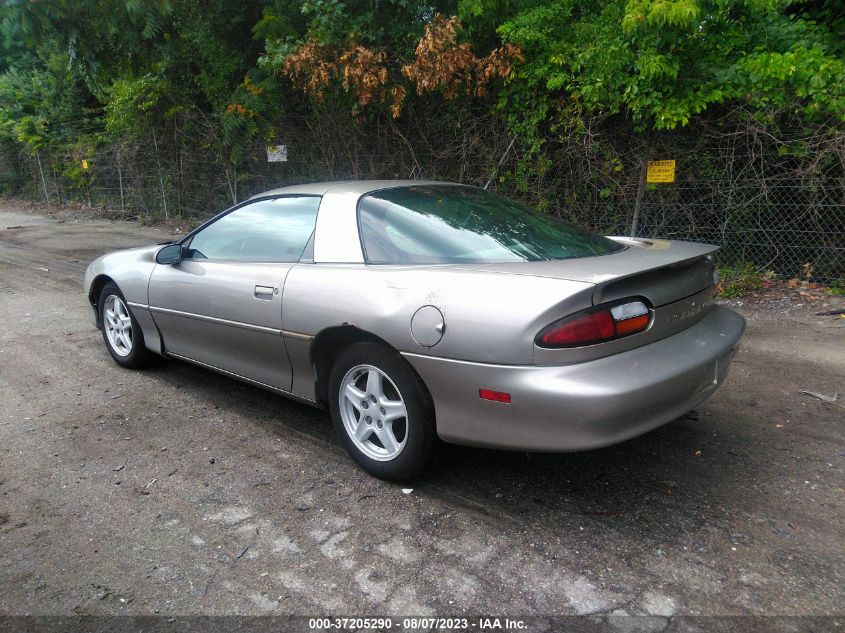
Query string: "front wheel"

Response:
xmin=99 ymin=282 xmax=150 ymax=369
xmin=328 ymin=343 xmax=438 ymax=480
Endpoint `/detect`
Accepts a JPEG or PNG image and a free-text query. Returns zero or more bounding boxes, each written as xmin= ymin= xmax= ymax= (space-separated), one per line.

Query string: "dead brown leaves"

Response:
xmin=276 ymin=15 xmax=522 ymax=117
xmin=339 ymin=46 xmax=389 ymax=106
xmin=282 ymin=39 xmax=338 ymax=101
xmin=402 ymin=15 xmax=523 ymax=102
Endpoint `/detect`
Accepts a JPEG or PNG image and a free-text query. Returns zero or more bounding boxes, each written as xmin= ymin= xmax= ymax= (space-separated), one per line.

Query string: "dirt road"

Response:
xmin=1 ymin=201 xmax=843 ymax=621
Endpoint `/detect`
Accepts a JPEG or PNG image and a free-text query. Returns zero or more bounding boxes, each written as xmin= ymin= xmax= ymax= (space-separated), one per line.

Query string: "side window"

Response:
xmin=186 ymin=196 xmax=321 ymax=262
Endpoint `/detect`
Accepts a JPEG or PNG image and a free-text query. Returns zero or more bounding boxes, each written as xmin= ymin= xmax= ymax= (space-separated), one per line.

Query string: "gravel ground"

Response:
xmin=0 ymin=201 xmax=843 ymax=625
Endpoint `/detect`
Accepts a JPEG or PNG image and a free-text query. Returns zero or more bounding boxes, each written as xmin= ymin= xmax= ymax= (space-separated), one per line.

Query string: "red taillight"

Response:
xmin=538 ymin=310 xmax=615 ymax=346
xmin=479 ymin=389 xmax=512 ymax=403
xmin=536 ymin=300 xmax=651 ymax=348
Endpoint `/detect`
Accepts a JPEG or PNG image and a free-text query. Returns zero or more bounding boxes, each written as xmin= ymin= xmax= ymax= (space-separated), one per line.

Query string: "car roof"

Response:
xmin=249 ymin=179 xmax=454 ymax=199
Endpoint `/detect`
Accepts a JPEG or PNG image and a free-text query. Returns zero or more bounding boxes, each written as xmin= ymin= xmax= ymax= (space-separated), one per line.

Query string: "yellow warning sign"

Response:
xmin=646 ymin=159 xmax=675 ymax=183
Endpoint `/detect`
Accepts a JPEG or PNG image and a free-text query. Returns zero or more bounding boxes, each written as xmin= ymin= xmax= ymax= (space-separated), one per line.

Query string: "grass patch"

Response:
xmin=827 ymin=279 xmax=845 ymax=296
xmin=718 ymin=264 xmax=768 ymax=298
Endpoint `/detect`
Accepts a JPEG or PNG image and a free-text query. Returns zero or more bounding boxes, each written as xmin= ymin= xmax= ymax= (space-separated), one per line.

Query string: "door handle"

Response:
xmin=254 ymin=285 xmax=276 ymax=300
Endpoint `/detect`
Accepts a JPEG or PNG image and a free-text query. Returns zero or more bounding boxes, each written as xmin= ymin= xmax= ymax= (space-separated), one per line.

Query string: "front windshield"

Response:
xmin=358 ymin=185 xmax=625 ymax=264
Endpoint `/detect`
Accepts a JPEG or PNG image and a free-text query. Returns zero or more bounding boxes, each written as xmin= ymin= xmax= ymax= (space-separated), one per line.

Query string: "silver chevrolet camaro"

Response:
xmin=84 ymin=181 xmax=746 ymax=479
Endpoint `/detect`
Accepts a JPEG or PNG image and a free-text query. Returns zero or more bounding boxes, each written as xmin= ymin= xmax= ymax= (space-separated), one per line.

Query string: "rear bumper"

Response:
xmin=402 ymin=306 xmax=746 ymax=451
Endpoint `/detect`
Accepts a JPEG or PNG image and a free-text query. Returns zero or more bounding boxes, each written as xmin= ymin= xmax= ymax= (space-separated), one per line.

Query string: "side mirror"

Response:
xmin=156 ymin=243 xmax=183 ymax=265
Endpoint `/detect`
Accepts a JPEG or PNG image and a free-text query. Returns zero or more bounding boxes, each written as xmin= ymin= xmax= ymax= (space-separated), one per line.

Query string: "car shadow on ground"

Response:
xmin=423 ymin=423 xmax=746 ymax=540
xmin=149 ymin=357 xmax=758 ymax=544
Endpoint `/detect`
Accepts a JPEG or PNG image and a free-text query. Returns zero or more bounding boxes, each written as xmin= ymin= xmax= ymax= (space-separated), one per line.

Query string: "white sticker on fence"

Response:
xmin=266 ymin=145 xmax=288 ymax=162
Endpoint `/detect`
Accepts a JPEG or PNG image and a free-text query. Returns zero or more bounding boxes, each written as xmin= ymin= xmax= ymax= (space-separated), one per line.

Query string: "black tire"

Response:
xmin=99 ymin=282 xmax=151 ymax=369
xmin=328 ymin=342 xmax=438 ymax=480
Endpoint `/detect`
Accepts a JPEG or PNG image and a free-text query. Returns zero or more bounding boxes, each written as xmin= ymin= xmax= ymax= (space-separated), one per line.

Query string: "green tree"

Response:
xmin=479 ymin=0 xmax=845 ymax=131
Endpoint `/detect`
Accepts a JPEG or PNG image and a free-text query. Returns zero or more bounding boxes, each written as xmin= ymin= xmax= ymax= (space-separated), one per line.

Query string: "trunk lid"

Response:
xmin=453 ymin=238 xmax=720 ymax=365
xmin=463 ymin=237 xmax=718 ymax=308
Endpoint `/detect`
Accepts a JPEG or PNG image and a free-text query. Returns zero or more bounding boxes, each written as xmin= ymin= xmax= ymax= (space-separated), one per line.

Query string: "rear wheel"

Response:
xmin=329 ymin=343 xmax=437 ymax=480
xmin=99 ymin=282 xmax=150 ymax=369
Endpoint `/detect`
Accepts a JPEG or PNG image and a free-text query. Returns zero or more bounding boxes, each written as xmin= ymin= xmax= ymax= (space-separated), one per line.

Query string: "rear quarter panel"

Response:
xmin=283 ymin=263 xmax=594 ymax=397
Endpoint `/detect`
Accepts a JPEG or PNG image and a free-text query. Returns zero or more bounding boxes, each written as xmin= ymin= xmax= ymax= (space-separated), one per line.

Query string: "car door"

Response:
xmin=147 ymin=195 xmax=321 ymax=391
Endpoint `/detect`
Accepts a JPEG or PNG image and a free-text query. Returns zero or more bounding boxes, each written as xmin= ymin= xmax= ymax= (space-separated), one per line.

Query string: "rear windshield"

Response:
xmin=358 ymin=185 xmax=625 ymax=264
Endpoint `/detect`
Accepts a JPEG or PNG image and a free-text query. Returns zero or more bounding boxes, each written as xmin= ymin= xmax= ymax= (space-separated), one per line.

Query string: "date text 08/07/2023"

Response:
xmin=308 ymin=616 xmax=528 ymax=630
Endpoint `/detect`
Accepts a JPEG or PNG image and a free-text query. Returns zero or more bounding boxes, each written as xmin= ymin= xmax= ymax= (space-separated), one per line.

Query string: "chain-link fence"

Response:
xmin=1 ymin=118 xmax=842 ymax=282
xmin=509 ymin=126 xmax=843 ymax=283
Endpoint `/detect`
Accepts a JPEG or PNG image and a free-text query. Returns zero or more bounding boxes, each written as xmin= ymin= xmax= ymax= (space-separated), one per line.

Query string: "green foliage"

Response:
xmin=0 ymin=0 xmax=843 ymax=193
xmin=0 ymin=57 xmax=85 ymax=151
xmin=62 ymin=156 xmax=95 ymax=194
xmin=259 ymin=0 xmax=455 ymax=71
xmin=827 ymin=278 xmax=845 ymax=296
xmin=491 ymin=0 xmax=845 ymax=131
xmin=718 ymin=263 xmax=768 ymax=297
xmin=105 ymin=74 xmax=167 ymax=138
xmin=0 ymin=0 xmax=282 ymax=173
xmin=0 ymin=0 xmax=174 ymax=98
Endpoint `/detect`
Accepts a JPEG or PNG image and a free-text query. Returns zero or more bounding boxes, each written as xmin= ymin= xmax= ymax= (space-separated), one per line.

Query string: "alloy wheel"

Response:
xmin=103 ymin=294 xmax=133 ymax=357
xmin=338 ymin=364 xmax=408 ymax=461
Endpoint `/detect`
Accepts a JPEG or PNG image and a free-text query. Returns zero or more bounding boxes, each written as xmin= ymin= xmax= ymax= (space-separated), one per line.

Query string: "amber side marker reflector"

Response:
xmin=479 ymin=389 xmax=512 ymax=403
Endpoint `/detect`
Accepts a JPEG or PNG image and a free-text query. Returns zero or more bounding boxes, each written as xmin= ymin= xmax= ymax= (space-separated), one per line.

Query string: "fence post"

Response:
xmin=35 ymin=150 xmax=50 ymax=204
xmin=224 ymin=164 xmax=238 ymax=206
xmin=484 ymin=136 xmax=516 ymax=190
xmin=631 ymin=157 xmax=647 ymax=237
xmin=117 ymin=149 xmax=125 ymax=215
xmin=152 ymin=128 xmax=169 ymax=221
